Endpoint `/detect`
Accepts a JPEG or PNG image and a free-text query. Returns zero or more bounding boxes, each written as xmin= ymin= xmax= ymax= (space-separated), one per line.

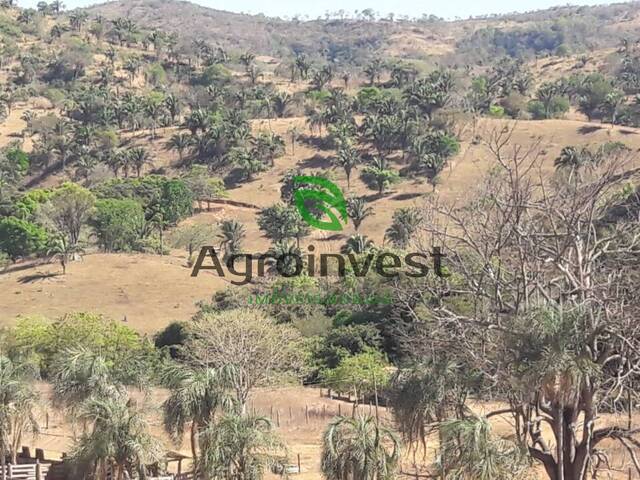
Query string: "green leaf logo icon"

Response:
xmin=293 ymin=176 xmax=348 ymax=231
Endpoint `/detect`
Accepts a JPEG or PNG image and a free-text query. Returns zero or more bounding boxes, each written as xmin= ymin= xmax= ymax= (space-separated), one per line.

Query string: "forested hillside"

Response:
xmin=0 ymin=1 xmax=639 ymax=479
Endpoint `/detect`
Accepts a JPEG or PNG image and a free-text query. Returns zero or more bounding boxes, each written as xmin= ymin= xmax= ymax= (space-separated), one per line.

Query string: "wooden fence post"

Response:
xmin=36 ymin=459 xmax=42 ymax=480
xmin=338 ymin=404 xmax=341 ymax=416
xmin=276 ymin=410 xmax=280 ymax=427
xmin=305 ymin=405 xmax=309 ymax=424
xmin=297 ymin=453 xmax=301 ymax=474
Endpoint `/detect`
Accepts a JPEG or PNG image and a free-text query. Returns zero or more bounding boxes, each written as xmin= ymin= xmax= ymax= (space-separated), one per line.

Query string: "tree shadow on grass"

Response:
xmin=578 ymin=125 xmax=604 ymax=135
xmin=391 ymin=192 xmax=423 ymax=201
xmin=17 ymin=272 xmax=61 ymax=284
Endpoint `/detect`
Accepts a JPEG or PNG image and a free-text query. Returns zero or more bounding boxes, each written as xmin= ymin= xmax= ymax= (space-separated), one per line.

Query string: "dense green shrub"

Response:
xmin=527 ymin=96 xmax=569 ymax=119
xmin=93 ymin=198 xmax=145 ymax=252
xmin=7 ymin=313 xmax=157 ymax=376
xmin=0 ymin=216 xmax=48 ymax=260
xmin=92 ymin=176 xmax=193 ymax=225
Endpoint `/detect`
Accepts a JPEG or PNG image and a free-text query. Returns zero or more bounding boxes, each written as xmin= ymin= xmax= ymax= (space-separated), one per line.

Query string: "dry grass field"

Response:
xmin=3 ymin=116 xmax=640 ymax=332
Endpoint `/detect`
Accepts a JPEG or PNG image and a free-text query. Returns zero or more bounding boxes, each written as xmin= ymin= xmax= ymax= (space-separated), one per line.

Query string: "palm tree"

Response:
xmin=166 ymin=132 xmax=192 ymax=165
xmin=71 ymin=392 xmax=162 ymax=480
xmin=321 ymin=415 xmax=400 ymax=480
xmin=50 ymin=347 xmax=150 ymax=441
xmin=385 ymin=208 xmax=422 ymax=249
xmin=127 ymin=147 xmax=151 ymax=177
xmin=0 ymin=356 xmax=39 ymax=464
xmin=123 ymin=58 xmax=141 ymax=85
xmin=334 ymin=145 xmax=360 ymax=189
xmin=164 ymin=93 xmax=181 ymax=125
xmin=217 ymin=219 xmax=246 ymax=260
xmin=106 ymin=150 xmax=128 ymax=178
xmin=50 ymin=24 xmax=64 ymax=39
xmin=17 ymin=9 xmax=36 ymax=24
xmin=286 ymin=125 xmax=301 ymax=155
xmin=162 ymin=364 xmax=233 ymax=473
xmin=51 ymin=0 xmax=64 ymax=14
xmin=360 ymin=157 xmax=399 ymax=196
xmin=266 ymin=241 xmax=301 ymax=275
xmin=200 ymin=414 xmax=287 ymax=480
xmin=363 ymin=58 xmax=384 ymax=86
xmin=231 ymin=147 xmax=265 ymax=181
xmin=438 ymin=416 xmax=529 ymax=480
xmin=145 ymin=98 xmax=165 ymax=140
xmin=341 ymin=234 xmax=375 ymax=254
xmin=69 ymin=10 xmax=88 ymax=31
xmin=246 ymin=64 xmax=262 ymax=85
xmin=50 ymin=348 xmax=124 ymax=414
xmin=53 ymin=135 xmax=74 ymax=170
xmin=271 ymin=92 xmax=292 ymax=118
xmin=347 ymin=197 xmax=373 ymax=232
xmin=311 ymin=65 xmax=333 ymax=90
xmin=185 ymin=109 xmax=210 ymax=135
xmin=239 ymin=51 xmax=255 ymax=68
xmin=74 ymin=154 xmax=98 ymax=182
xmin=306 ymin=108 xmax=324 ymax=137
xmin=294 ymin=53 xmax=311 ymax=80
xmin=47 ymin=236 xmax=81 ymax=275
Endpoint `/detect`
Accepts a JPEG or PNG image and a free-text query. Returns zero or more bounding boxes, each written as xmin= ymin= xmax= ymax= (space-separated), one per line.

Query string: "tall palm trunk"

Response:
xmin=190 ymin=421 xmax=198 ymax=473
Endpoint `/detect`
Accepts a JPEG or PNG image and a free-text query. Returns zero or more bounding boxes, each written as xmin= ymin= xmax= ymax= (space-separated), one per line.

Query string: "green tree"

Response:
xmin=39 ymin=182 xmax=95 ymax=247
xmin=127 ymin=147 xmax=152 ymax=178
xmin=159 ymin=178 xmax=193 ymax=225
xmin=217 ymin=219 xmax=246 ymax=259
xmin=70 ymin=392 xmax=162 ymax=480
xmin=0 ymin=217 xmax=48 ymax=260
xmin=171 ymin=223 xmax=216 ymax=266
xmin=333 ymin=145 xmax=360 ymax=189
xmin=0 ymin=356 xmax=39 ymax=464
xmin=341 ymin=234 xmax=375 ymax=255
xmin=200 ymin=414 xmax=287 ymax=480
xmin=93 ymin=198 xmax=145 ymax=252
xmin=360 ymin=157 xmax=399 ymax=196
xmin=385 ymin=207 xmax=422 ymax=249
xmin=321 ymin=348 xmax=391 ymax=404
xmin=438 ymin=416 xmax=530 ymax=480
xmin=166 ymin=132 xmax=192 ymax=165
xmin=257 ymin=203 xmax=310 ymax=245
xmin=162 ymin=363 xmax=232 ymax=473
xmin=321 ymin=415 xmax=400 ymax=480
xmin=11 ymin=313 xmax=153 ymax=377
xmin=346 ymin=197 xmax=373 ymax=232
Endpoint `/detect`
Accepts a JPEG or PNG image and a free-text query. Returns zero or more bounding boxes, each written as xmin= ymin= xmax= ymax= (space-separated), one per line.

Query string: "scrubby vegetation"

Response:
xmin=1 ymin=1 xmax=640 ymax=479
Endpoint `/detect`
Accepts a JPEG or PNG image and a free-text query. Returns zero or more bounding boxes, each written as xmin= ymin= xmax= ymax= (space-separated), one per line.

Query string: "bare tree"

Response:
xmin=396 ymin=125 xmax=640 ymax=480
xmin=185 ymin=309 xmax=305 ymax=414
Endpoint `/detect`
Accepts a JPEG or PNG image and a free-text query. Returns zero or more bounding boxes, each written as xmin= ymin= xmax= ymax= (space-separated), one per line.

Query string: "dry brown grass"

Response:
xmin=4 ymin=114 xmax=640 ymax=332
